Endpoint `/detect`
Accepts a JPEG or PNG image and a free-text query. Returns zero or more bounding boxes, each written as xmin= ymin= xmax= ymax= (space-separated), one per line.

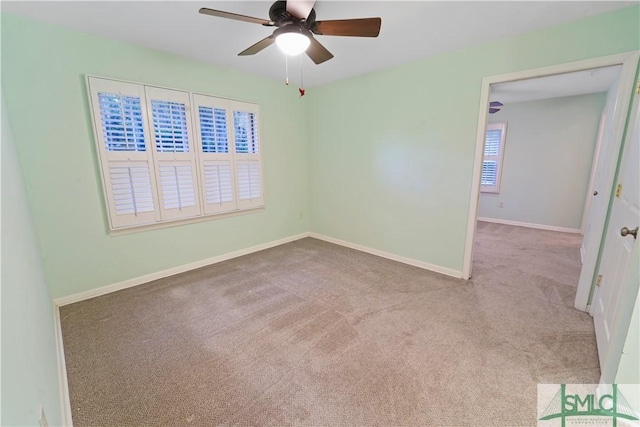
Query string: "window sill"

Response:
xmin=108 ymin=206 xmax=265 ymax=236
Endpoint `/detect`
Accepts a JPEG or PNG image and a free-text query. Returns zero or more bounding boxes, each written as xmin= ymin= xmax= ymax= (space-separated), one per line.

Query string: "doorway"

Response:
xmin=463 ymin=52 xmax=639 ymax=307
xmin=464 ymin=51 xmax=640 ymax=386
xmin=476 ymin=66 xmax=619 ymax=236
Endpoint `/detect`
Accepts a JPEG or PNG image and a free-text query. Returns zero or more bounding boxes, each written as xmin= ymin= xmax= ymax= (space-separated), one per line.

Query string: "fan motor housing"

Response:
xmin=268 ymin=0 xmax=316 ymax=26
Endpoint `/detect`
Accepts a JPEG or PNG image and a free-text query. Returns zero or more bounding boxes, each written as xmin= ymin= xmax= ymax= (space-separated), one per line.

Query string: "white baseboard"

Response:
xmin=54 ymin=230 xmax=464 ymax=306
xmin=53 ymin=305 xmax=73 ymax=426
xmin=477 ymin=217 xmax=581 ymax=234
xmin=54 ymin=233 xmax=310 ymax=306
xmin=309 ymin=232 xmax=463 ymax=279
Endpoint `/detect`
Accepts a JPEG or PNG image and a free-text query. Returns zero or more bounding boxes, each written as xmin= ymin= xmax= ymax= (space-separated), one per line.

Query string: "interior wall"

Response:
xmin=1 ymin=96 xmax=62 ymax=426
xmin=307 ymin=6 xmax=639 ymax=273
xmin=616 ymin=292 xmax=640 ymax=415
xmin=1 ymin=13 xmax=311 ymax=299
xmin=478 ymin=93 xmax=606 ymax=230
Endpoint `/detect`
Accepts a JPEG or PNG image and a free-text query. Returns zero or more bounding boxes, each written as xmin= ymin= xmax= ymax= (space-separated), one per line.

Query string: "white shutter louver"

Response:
xmin=204 ymin=162 xmax=233 ymax=205
xmin=109 ymin=164 xmax=155 ymax=215
xmin=98 ymin=93 xmax=146 ymax=152
xmin=232 ymin=102 xmax=263 ymax=208
xmin=146 ymin=86 xmax=201 ymax=220
xmin=481 ymin=161 xmax=498 ymax=186
xmin=233 ymin=111 xmax=259 ymax=154
xmin=159 ymin=164 xmax=197 ymax=210
xmin=152 ymin=100 xmax=190 ymax=153
xmin=88 ymin=77 xmax=159 ymax=229
xmin=484 ymin=129 xmax=502 ymax=157
xmin=236 ymin=161 xmax=262 ymax=201
xmin=194 ymin=94 xmax=238 ymax=214
xmin=481 ymin=123 xmax=507 ymax=193
xmin=199 ymin=106 xmax=229 ymax=153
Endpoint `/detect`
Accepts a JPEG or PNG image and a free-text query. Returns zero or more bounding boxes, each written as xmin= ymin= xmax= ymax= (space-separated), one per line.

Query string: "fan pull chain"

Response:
xmin=299 ymin=54 xmax=305 ymax=97
xmin=285 ymin=55 xmax=289 ymax=85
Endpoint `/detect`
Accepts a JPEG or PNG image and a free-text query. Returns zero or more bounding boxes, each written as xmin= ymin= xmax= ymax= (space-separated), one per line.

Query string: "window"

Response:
xmin=481 ymin=123 xmax=507 ymax=194
xmin=87 ymin=76 xmax=264 ymax=232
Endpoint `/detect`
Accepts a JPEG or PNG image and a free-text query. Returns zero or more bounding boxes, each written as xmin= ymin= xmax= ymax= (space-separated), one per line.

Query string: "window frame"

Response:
xmin=481 ymin=122 xmax=507 ymax=194
xmin=86 ymin=75 xmax=265 ymax=234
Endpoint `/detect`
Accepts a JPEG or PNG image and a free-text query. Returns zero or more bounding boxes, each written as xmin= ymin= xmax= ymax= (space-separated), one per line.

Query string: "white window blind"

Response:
xmin=203 ymin=162 xmax=233 ymax=205
xmin=233 ymin=110 xmax=259 ymax=154
xmin=193 ymin=95 xmax=264 ymax=214
xmin=158 ymin=163 xmax=197 ymax=210
xmin=87 ymin=77 xmax=264 ymax=231
xmin=98 ymin=93 xmax=146 ymax=152
xmin=151 ymin=100 xmax=190 ymax=153
xmin=481 ymin=123 xmax=507 ymax=194
xmin=88 ymin=77 xmax=159 ymax=229
xmin=232 ymin=101 xmax=263 ymax=209
xmin=193 ymin=94 xmax=236 ymax=214
xmin=109 ymin=164 xmax=155 ymax=215
xmin=146 ymin=86 xmax=201 ymax=221
xmin=236 ymin=161 xmax=262 ymax=201
xmin=199 ymin=106 xmax=229 ymax=153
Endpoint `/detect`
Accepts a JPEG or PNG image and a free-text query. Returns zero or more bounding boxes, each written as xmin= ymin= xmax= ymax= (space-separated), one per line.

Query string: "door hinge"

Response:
xmin=596 ymin=275 xmax=603 ymax=287
xmin=616 ymin=184 xmax=622 ymax=198
xmin=637 ymin=80 xmax=640 ymax=94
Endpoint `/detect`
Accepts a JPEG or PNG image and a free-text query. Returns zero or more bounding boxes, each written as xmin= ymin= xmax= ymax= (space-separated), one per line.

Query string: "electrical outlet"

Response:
xmin=499 ymin=201 xmax=504 ymax=208
xmin=39 ymin=405 xmax=49 ymax=427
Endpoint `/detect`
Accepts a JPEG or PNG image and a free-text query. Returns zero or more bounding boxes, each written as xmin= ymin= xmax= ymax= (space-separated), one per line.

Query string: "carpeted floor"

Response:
xmin=60 ymin=222 xmax=599 ymax=426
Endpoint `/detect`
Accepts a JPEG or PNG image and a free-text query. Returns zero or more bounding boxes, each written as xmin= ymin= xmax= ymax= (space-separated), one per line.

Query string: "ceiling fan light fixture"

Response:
xmin=274 ymin=25 xmax=310 ymax=56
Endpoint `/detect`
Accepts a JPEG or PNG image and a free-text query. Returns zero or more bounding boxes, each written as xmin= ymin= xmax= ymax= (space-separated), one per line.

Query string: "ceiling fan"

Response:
xmin=199 ymin=1 xmax=382 ymax=65
xmin=489 ymin=101 xmax=503 ymax=114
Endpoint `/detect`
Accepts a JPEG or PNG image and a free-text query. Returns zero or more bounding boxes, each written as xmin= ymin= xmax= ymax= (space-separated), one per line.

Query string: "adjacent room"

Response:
xmin=2 ymin=1 xmax=639 ymax=426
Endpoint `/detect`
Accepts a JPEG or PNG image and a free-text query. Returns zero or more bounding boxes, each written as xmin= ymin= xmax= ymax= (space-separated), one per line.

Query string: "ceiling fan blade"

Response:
xmin=238 ymin=36 xmax=275 ymax=56
xmin=199 ymin=8 xmax=274 ymax=26
xmin=489 ymin=101 xmax=504 ymax=107
xmin=312 ymin=18 xmax=381 ymax=37
xmin=489 ymin=108 xmax=501 ymax=114
xmin=306 ymin=37 xmax=333 ymax=64
xmin=286 ymin=0 xmax=316 ymax=20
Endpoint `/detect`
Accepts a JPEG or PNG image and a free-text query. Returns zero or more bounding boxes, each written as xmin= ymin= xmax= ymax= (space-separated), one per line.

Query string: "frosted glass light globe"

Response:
xmin=276 ymin=32 xmax=310 ymax=56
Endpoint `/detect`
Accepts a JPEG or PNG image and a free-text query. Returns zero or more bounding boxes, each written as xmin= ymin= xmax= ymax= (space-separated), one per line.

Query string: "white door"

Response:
xmin=591 ymin=94 xmax=640 ymax=383
xmin=577 ymin=77 xmax=621 ymax=305
xmin=580 ymin=112 xmax=606 ymax=238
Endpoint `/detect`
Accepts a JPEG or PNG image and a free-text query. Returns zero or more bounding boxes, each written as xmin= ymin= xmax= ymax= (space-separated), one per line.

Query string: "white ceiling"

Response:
xmin=490 ymin=65 xmax=622 ymax=104
xmin=2 ymin=1 xmax=635 ymax=88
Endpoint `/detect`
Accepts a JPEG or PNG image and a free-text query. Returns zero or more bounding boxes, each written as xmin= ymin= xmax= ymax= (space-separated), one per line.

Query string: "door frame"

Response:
xmin=462 ymin=51 xmax=639 ymax=311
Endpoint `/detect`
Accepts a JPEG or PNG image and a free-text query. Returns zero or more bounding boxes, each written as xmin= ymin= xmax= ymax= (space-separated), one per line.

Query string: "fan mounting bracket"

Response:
xmin=268 ymin=1 xmax=316 ymax=28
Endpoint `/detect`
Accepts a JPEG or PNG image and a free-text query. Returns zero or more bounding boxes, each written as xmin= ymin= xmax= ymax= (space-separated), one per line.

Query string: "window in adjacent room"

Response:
xmin=481 ymin=122 xmax=507 ymax=194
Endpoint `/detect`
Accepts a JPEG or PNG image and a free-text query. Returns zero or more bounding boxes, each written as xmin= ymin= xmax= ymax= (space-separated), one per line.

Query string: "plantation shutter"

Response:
xmin=145 ymin=86 xmax=201 ymax=221
xmin=231 ymin=101 xmax=264 ymax=209
xmin=481 ymin=123 xmax=507 ymax=193
xmin=192 ymin=94 xmax=236 ymax=214
xmin=87 ymin=77 xmax=159 ymax=229
xmin=87 ymin=75 xmax=265 ymax=232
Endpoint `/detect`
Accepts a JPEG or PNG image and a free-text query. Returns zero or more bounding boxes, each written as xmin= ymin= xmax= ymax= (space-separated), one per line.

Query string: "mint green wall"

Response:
xmin=3 ymin=8 xmax=637 ymax=296
xmin=478 ymin=94 xmax=606 ymax=229
xmin=616 ymin=292 xmax=639 ymax=415
xmin=307 ymin=6 xmax=639 ymax=272
xmin=2 ymin=7 xmax=638 ymax=424
xmin=1 ymin=13 xmax=310 ymax=298
xmin=1 ymin=96 xmax=62 ymax=426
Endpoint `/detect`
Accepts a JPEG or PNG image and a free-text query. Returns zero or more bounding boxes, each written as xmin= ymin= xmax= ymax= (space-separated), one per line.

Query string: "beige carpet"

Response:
xmin=60 ymin=222 xmax=599 ymax=426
